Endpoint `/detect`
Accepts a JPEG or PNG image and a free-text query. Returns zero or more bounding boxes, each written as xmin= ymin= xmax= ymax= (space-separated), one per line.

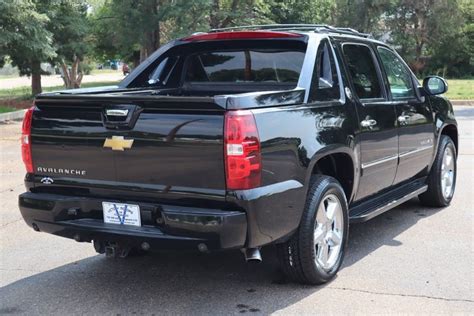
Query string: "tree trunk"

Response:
xmin=31 ymin=60 xmax=42 ymax=96
xmin=140 ymin=0 xmax=160 ymax=63
xmin=61 ymin=57 xmax=83 ymax=89
xmin=139 ymin=48 xmax=147 ymax=64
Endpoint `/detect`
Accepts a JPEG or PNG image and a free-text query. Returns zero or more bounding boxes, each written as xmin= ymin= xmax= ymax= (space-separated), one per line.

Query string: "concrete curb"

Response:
xmin=451 ymin=100 xmax=473 ymax=106
xmin=0 ymin=109 xmax=27 ymax=122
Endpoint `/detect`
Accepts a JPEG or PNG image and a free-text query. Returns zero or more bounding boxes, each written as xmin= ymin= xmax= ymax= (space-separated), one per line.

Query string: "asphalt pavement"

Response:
xmin=0 ymin=107 xmax=473 ymax=314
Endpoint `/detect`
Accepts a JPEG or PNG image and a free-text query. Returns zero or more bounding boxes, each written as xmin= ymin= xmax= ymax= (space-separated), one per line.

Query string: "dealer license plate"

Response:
xmin=102 ymin=202 xmax=141 ymax=227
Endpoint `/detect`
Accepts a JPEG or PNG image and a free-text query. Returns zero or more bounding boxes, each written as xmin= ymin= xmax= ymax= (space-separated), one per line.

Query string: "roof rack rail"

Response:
xmin=209 ymin=24 xmax=372 ymax=38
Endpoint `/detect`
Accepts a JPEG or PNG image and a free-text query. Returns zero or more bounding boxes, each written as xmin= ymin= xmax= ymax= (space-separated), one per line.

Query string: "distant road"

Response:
xmin=0 ymin=72 xmax=124 ymax=90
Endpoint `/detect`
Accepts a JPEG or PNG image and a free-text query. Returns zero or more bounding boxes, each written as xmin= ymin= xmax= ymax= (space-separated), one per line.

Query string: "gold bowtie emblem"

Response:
xmin=103 ymin=136 xmax=134 ymax=151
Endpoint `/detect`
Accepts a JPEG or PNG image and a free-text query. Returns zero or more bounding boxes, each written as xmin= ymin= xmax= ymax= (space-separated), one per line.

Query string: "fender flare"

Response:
xmin=304 ymin=144 xmax=359 ymax=203
xmin=434 ymin=123 xmax=458 ymax=160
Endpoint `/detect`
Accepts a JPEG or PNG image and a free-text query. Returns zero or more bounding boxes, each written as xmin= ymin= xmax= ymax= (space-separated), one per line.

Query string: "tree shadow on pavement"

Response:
xmin=0 ymin=198 xmax=443 ymax=314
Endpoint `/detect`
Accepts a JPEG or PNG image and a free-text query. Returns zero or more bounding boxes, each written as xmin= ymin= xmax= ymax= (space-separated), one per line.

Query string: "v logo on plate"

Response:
xmin=113 ymin=203 xmax=128 ymax=224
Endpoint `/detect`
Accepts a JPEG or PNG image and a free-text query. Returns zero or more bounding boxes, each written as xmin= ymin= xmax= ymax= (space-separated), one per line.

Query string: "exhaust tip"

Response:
xmin=242 ymin=248 xmax=262 ymax=263
xmin=32 ymin=223 xmax=40 ymax=232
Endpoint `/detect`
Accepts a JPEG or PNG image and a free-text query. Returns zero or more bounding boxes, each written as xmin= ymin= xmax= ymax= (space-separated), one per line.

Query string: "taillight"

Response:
xmin=224 ymin=111 xmax=261 ymax=190
xmin=21 ymin=107 xmax=34 ymax=173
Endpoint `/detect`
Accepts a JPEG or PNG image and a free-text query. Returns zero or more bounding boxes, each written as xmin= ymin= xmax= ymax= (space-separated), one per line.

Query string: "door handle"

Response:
xmin=361 ymin=119 xmax=377 ymax=127
xmin=103 ymin=104 xmax=142 ymax=130
xmin=106 ymin=109 xmax=129 ymax=116
xmin=398 ymin=115 xmax=410 ymax=123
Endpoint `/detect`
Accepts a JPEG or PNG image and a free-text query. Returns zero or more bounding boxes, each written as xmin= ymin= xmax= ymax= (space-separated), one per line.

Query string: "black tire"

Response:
xmin=419 ymin=135 xmax=457 ymax=207
xmin=276 ymin=176 xmax=349 ymax=285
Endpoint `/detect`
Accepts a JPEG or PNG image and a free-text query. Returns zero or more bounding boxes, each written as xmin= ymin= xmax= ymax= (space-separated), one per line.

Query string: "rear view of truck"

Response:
xmin=18 ymin=31 xmax=309 ymax=258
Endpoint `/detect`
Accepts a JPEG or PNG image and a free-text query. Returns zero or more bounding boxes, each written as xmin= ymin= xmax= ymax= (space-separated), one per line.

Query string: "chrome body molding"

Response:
xmin=398 ymin=145 xmax=434 ymax=158
xmin=362 ymin=145 xmax=434 ymax=169
xmin=361 ymin=155 xmax=398 ymax=169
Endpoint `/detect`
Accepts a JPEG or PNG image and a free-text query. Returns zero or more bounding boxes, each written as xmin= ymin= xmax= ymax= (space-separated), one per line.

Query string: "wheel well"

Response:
xmin=441 ymin=125 xmax=458 ymax=153
xmin=313 ymin=153 xmax=354 ymax=200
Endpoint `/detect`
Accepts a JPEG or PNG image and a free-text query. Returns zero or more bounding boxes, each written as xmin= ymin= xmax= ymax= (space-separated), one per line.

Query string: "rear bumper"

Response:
xmin=18 ymin=192 xmax=247 ymax=251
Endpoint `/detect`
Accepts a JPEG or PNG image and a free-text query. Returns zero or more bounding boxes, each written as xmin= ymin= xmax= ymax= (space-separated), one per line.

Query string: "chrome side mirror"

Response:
xmin=423 ymin=76 xmax=448 ymax=95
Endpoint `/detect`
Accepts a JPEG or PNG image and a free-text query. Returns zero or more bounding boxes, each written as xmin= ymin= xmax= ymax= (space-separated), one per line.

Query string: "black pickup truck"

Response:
xmin=19 ymin=25 xmax=458 ymax=284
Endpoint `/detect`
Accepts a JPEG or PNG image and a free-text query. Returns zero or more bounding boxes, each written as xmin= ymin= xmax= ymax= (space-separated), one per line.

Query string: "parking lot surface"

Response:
xmin=1 ymin=107 xmax=473 ymax=314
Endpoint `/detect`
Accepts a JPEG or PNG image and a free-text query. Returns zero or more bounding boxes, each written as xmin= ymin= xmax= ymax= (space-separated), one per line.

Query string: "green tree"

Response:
xmin=91 ymin=0 xmax=175 ymax=66
xmin=426 ymin=0 xmax=474 ymax=77
xmin=209 ymin=0 xmax=270 ymax=29
xmin=334 ymin=0 xmax=393 ymax=34
xmin=267 ymin=0 xmax=336 ymax=25
xmin=385 ymin=0 xmax=464 ymax=75
xmin=90 ymin=0 xmax=270 ymax=66
xmin=0 ymin=0 xmax=56 ymax=95
xmin=47 ymin=1 xmax=91 ymax=88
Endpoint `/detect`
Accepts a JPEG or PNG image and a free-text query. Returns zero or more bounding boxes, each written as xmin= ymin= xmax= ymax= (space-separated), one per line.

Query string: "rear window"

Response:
xmin=185 ymin=50 xmax=305 ymax=84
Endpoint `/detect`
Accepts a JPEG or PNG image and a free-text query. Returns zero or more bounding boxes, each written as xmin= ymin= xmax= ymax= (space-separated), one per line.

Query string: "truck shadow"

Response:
xmin=0 ymin=198 xmax=442 ymax=314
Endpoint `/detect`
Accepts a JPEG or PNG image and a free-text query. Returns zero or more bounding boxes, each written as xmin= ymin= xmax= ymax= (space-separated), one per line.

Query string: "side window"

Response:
xmin=147 ymin=56 xmax=179 ymax=86
xmin=342 ymin=44 xmax=383 ymax=99
xmin=377 ymin=47 xmax=415 ymax=99
xmin=309 ymin=40 xmax=340 ymax=102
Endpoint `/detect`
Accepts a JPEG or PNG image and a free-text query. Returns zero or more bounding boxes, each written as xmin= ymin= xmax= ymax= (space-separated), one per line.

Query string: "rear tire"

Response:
xmin=276 ymin=176 xmax=349 ymax=284
xmin=419 ymin=135 xmax=457 ymax=207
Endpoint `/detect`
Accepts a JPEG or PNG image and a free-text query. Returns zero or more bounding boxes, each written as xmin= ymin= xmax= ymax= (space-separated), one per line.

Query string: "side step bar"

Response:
xmin=349 ymin=178 xmax=428 ymax=223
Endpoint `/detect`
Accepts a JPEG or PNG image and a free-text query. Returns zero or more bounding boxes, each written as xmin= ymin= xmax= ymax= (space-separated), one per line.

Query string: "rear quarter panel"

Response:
xmin=227 ymin=102 xmax=358 ymax=247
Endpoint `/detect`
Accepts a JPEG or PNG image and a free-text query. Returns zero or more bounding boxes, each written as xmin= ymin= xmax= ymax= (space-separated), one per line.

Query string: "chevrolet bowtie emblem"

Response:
xmin=103 ymin=136 xmax=134 ymax=151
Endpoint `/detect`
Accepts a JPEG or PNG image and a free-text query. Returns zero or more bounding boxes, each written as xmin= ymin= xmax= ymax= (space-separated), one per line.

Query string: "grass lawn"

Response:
xmin=0 ymin=81 xmax=120 ymax=99
xmin=0 ymin=80 xmax=120 ymax=114
xmin=91 ymin=69 xmax=122 ymax=75
xmin=445 ymin=79 xmax=473 ymax=100
xmin=0 ymin=105 xmax=17 ymax=113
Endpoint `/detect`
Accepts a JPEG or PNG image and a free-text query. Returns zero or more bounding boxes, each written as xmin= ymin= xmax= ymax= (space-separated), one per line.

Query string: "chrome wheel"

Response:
xmin=441 ymin=146 xmax=455 ymax=199
xmin=314 ymin=194 xmax=344 ymax=271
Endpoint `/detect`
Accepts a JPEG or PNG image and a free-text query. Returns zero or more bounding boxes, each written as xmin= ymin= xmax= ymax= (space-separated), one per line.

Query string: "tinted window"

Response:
xmin=377 ymin=47 xmax=415 ymax=99
xmin=185 ymin=50 xmax=305 ymax=84
xmin=148 ymin=56 xmax=179 ymax=85
xmin=309 ymin=40 xmax=340 ymax=102
xmin=342 ymin=44 xmax=382 ymax=99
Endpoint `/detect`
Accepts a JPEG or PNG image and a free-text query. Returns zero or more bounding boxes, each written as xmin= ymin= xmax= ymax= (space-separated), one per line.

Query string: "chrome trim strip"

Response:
xmin=362 ymin=145 xmax=434 ymax=169
xmin=106 ymin=109 xmax=129 ymax=116
xmin=361 ymin=155 xmax=398 ymax=169
xmin=399 ymin=145 xmax=434 ymax=158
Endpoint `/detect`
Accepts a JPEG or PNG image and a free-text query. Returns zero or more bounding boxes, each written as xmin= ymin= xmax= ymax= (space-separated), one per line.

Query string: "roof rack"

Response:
xmin=209 ymin=24 xmax=372 ymax=38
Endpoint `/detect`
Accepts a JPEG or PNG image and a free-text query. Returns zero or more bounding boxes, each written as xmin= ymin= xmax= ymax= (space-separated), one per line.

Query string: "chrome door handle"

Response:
xmin=398 ymin=115 xmax=410 ymax=123
xmin=361 ymin=119 xmax=377 ymax=127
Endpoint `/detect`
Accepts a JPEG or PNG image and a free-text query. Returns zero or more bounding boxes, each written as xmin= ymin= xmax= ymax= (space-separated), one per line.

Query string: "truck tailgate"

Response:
xmin=31 ymin=96 xmax=226 ymax=198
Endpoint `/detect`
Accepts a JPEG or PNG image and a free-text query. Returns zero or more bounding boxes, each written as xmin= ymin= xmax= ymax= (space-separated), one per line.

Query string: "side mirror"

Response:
xmin=423 ymin=76 xmax=448 ymax=95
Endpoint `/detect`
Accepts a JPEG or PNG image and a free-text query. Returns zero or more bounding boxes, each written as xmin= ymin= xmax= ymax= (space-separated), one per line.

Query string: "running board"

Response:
xmin=349 ymin=178 xmax=428 ymax=223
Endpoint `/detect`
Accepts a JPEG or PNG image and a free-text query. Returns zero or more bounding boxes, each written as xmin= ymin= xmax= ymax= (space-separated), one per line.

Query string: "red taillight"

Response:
xmin=21 ymin=107 xmax=34 ymax=173
xmin=183 ymin=31 xmax=302 ymax=41
xmin=224 ymin=111 xmax=261 ymax=190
